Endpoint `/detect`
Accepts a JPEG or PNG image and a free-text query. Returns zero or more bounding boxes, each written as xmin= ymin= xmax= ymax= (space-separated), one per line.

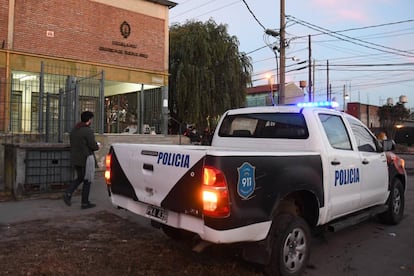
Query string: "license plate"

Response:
xmin=145 ymin=205 xmax=168 ymax=222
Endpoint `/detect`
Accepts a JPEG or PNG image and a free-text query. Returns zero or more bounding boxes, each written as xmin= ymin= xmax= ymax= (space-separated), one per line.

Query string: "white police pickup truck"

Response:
xmin=104 ymin=102 xmax=406 ymax=276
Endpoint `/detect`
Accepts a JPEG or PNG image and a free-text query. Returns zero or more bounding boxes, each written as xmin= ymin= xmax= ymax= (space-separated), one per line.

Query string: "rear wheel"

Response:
xmin=379 ymin=178 xmax=404 ymax=225
xmin=264 ymin=214 xmax=311 ymax=276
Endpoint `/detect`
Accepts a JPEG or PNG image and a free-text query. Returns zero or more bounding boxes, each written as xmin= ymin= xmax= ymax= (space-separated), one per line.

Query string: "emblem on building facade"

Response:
xmin=120 ymin=21 xmax=131 ymax=38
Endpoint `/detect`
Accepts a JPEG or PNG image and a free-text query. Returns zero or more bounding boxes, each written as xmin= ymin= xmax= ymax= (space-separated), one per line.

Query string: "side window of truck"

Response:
xmin=346 ymin=116 xmax=378 ymax=152
xmin=318 ymin=114 xmax=352 ymax=150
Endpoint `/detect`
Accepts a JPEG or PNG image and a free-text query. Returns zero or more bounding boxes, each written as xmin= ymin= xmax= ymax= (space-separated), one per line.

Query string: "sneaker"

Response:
xmin=63 ymin=193 xmax=71 ymax=206
xmin=81 ymin=203 xmax=96 ymax=209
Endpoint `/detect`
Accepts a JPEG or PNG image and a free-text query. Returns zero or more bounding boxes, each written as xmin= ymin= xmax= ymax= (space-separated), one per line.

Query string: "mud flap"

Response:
xmin=242 ymin=237 xmax=273 ymax=265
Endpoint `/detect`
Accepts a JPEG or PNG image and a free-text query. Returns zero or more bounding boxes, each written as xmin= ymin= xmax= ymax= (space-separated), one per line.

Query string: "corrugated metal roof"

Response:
xmin=146 ymin=0 xmax=177 ymax=8
xmin=247 ymin=84 xmax=279 ymax=94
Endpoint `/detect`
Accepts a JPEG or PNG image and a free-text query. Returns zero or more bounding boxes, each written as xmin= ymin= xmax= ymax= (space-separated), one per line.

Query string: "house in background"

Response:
xmin=246 ymin=82 xmax=305 ymax=107
xmin=346 ymin=102 xmax=380 ymax=128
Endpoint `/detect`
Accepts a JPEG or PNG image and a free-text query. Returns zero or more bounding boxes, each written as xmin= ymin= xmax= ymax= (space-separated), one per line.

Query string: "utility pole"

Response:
xmin=308 ymin=35 xmax=312 ymax=102
xmin=329 ymin=84 xmax=332 ymax=101
xmin=343 ymin=84 xmax=346 ymax=111
xmin=313 ymin=59 xmax=315 ymax=101
xmin=326 ymin=60 xmax=329 ymax=101
xmin=279 ymin=0 xmax=286 ymax=104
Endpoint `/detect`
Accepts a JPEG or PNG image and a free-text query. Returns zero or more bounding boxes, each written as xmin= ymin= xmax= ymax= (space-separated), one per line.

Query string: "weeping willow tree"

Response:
xmin=169 ymin=19 xmax=253 ymax=132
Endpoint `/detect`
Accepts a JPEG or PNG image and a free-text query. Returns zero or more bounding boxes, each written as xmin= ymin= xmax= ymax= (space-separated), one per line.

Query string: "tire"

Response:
xmin=264 ymin=214 xmax=311 ymax=276
xmin=161 ymin=225 xmax=196 ymax=241
xmin=379 ymin=178 xmax=404 ymax=225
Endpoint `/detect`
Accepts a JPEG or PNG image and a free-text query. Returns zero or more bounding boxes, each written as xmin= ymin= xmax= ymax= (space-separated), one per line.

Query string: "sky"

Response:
xmin=168 ymin=0 xmax=414 ymax=110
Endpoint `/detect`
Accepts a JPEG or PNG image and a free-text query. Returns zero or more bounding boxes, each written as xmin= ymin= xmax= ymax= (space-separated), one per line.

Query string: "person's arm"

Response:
xmin=86 ymin=129 xmax=99 ymax=152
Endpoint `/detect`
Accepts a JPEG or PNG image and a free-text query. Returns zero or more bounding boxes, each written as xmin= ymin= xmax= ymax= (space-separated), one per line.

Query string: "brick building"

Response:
xmin=0 ymin=0 xmax=176 ymax=134
xmin=246 ymin=82 xmax=305 ymax=107
xmin=346 ymin=102 xmax=380 ymax=128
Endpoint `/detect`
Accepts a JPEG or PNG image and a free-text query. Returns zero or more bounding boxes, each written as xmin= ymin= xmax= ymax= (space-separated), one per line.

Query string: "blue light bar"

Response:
xmin=296 ymin=101 xmax=339 ymax=108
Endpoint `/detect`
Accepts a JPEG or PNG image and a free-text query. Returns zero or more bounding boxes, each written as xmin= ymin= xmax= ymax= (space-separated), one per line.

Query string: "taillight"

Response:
xmin=202 ymin=166 xmax=230 ymax=218
xmin=105 ymin=154 xmax=111 ymax=185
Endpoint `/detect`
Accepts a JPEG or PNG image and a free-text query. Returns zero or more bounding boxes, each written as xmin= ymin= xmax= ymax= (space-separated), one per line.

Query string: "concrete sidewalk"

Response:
xmin=0 ymin=172 xmax=116 ymax=224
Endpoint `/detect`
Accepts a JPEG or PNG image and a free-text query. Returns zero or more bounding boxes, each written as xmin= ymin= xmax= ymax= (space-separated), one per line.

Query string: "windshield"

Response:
xmin=218 ymin=113 xmax=309 ymax=139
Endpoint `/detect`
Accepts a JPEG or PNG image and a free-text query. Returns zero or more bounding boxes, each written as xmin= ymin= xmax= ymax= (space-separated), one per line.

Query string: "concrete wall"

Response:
xmin=0 ymin=134 xmax=190 ymax=193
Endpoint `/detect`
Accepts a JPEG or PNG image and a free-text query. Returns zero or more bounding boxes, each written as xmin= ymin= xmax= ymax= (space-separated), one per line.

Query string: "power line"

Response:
xmin=287 ymin=15 xmax=414 ymax=58
xmin=247 ymin=19 xmax=414 ymax=77
xmin=170 ymin=0 xmax=242 ymax=22
xmin=252 ymin=56 xmax=276 ymax=64
xmin=190 ymin=1 xmax=240 ymax=19
xmin=170 ymin=0 xmax=218 ymax=19
xmin=322 ymin=19 xmax=414 ymax=36
xmin=170 ymin=1 xmax=414 ymax=99
xmin=245 ymin=45 xmax=268 ymax=55
xmin=290 ymin=18 xmax=414 ymax=39
xmin=252 ymin=65 xmax=308 ymax=81
xmin=315 ymin=62 xmax=414 ymax=67
xmin=240 ymin=0 xmax=267 ymax=31
xmin=320 ymin=68 xmax=414 ymax=72
xmin=289 ymin=16 xmax=414 ymax=57
xmin=312 ymin=28 xmax=414 ymax=43
xmin=173 ymin=0 xmax=287 ymax=34
xmin=316 ymin=52 xmax=406 ymax=62
xmin=315 ymin=77 xmax=414 ymax=92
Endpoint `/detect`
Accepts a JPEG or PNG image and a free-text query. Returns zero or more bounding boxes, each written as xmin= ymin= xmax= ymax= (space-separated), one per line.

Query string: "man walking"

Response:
xmin=63 ymin=111 xmax=100 ymax=209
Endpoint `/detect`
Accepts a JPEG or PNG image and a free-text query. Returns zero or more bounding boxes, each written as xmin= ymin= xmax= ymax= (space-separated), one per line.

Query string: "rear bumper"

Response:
xmin=110 ymin=193 xmax=271 ymax=244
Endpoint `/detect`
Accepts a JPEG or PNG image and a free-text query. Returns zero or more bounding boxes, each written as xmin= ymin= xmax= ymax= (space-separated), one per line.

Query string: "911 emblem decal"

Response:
xmin=237 ymin=162 xmax=256 ymax=199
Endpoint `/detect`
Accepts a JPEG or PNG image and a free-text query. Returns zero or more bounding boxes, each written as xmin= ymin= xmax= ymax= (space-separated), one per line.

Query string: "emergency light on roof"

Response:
xmin=296 ymin=101 xmax=339 ymax=108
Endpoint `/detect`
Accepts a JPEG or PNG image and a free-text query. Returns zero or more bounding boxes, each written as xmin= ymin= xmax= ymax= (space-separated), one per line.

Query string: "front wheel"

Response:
xmin=264 ymin=214 xmax=311 ymax=276
xmin=379 ymin=178 xmax=404 ymax=225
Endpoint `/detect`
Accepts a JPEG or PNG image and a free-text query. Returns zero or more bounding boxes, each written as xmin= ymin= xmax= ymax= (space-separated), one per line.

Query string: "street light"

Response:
xmin=272 ymin=48 xmax=279 ymax=94
xmin=343 ymin=84 xmax=350 ymax=111
xmin=266 ymin=73 xmax=276 ymax=106
xmin=343 ymin=93 xmax=350 ymax=111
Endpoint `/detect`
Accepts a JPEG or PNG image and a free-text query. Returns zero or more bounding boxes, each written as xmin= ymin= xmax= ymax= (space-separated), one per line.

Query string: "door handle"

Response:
xmin=331 ymin=160 xmax=341 ymax=165
xmin=362 ymin=159 xmax=369 ymax=165
xmin=143 ymin=163 xmax=154 ymax=171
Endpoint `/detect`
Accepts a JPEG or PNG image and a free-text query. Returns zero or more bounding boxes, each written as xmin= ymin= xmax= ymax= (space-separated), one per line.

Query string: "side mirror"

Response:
xmin=382 ymin=139 xmax=395 ymax=151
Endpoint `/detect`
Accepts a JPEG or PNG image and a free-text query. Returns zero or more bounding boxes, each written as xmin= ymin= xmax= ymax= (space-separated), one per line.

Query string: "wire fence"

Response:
xmin=0 ymin=62 xmax=104 ymax=195
xmin=1 ymin=62 xmax=104 ymax=145
xmin=0 ymin=60 xmax=166 ymax=195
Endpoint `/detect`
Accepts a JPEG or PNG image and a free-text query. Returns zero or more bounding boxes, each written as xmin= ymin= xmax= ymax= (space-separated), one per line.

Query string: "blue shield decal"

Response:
xmin=237 ymin=162 xmax=256 ymax=199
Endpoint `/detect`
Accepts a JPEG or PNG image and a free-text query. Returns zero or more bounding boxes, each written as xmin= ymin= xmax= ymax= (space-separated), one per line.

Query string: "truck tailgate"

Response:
xmin=109 ymin=143 xmax=207 ymax=208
